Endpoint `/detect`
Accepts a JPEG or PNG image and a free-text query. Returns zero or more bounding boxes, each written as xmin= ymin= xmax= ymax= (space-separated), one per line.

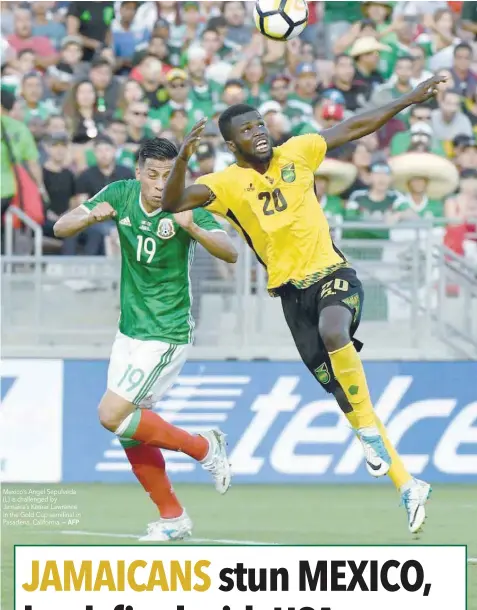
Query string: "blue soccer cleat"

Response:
xmin=358 ymin=430 xmax=392 ymax=477
xmin=401 ymin=479 xmax=432 ymax=534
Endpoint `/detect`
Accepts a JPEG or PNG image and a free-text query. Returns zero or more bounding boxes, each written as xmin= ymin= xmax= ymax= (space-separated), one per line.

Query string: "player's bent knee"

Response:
xmin=98 ymin=391 xmax=136 ymax=432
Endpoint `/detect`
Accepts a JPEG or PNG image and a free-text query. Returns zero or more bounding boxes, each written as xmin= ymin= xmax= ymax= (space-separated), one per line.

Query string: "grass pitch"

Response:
xmin=2 ymin=483 xmax=476 ymax=609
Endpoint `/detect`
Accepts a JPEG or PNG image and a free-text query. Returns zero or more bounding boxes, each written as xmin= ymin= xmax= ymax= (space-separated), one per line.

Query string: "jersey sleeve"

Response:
xmin=193 ymin=208 xmax=226 ymax=232
xmin=194 ymin=172 xmax=229 ymax=218
xmin=287 ymin=134 xmax=328 ymax=173
xmin=80 ymin=181 xmax=126 ymax=214
xmin=392 ymin=192 xmax=410 ymax=213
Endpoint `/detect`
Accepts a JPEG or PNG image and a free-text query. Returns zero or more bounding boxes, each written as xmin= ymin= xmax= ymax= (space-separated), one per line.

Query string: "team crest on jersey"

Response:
xmin=157 ymin=218 xmax=175 ymax=240
xmin=281 ymin=163 xmax=296 ymax=183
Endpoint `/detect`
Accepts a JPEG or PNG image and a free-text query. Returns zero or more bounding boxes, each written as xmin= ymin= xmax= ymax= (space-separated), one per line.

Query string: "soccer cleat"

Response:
xmin=200 ymin=429 xmax=232 ymax=494
xmin=401 ymin=478 xmax=432 ymax=535
xmin=138 ymin=511 xmax=193 ymax=542
xmin=358 ymin=430 xmax=392 ymax=477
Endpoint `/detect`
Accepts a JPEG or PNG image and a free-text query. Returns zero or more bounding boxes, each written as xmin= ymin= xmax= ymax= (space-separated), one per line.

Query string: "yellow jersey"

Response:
xmin=196 ymin=134 xmax=348 ymax=293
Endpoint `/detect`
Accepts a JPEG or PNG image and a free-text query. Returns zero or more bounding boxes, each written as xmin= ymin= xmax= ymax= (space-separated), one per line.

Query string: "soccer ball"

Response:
xmin=253 ymin=0 xmax=309 ymax=41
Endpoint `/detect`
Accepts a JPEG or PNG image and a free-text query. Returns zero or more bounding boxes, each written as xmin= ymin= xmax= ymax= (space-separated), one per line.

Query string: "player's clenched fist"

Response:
xmin=88 ymin=202 xmax=117 ymax=224
xmin=174 ymin=210 xmax=195 ymax=231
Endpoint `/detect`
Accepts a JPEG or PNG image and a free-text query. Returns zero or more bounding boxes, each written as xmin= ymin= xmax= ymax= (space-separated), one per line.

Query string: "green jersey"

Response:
xmin=82 ymin=180 xmax=223 ymax=344
xmin=149 ymin=99 xmax=212 ymax=133
xmin=345 ymin=189 xmax=408 ymax=239
xmin=394 ymin=196 xmax=444 ymax=219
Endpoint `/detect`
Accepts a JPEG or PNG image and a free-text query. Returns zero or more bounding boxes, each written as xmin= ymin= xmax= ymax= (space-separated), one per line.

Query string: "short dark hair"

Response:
xmin=207 ymin=16 xmax=227 ymax=29
xmin=22 ymin=71 xmax=40 ymax=83
xmin=218 ymin=103 xmax=257 ymax=140
xmin=454 ymin=42 xmax=472 ymax=56
xmin=202 ymin=27 xmax=219 ymax=38
xmin=443 ymin=88 xmax=463 ymax=100
xmin=396 ymin=55 xmax=414 ymax=65
xmin=137 ymin=138 xmax=178 ymax=167
xmin=107 ymin=118 xmax=126 ymax=128
xmin=410 ymin=103 xmax=431 ymax=117
xmin=335 ymin=53 xmax=352 ymax=63
xmin=91 ymin=57 xmax=112 ymax=70
xmin=94 ymin=134 xmax=115 ymax=147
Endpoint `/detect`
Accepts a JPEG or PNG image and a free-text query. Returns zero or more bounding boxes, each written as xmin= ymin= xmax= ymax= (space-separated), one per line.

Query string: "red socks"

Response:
xmin=118 ymin=409 xmax=209 ymax=462
xmin=124 ymin=444 xmax=183 ymax=519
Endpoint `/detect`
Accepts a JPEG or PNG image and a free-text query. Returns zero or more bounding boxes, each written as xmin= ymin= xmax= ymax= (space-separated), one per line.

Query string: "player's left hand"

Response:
xmin=178 ymin=118 xmax=208 ymax=162
xmin=407 ymin=74 xmax=447 ymax=103
xmin=174 ymin=210 xmax=195 ymax=231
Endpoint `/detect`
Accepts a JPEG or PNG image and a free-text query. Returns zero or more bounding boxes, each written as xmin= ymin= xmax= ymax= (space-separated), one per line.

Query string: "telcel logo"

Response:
xmin=229 ymin=376 xmax=477 ymax=477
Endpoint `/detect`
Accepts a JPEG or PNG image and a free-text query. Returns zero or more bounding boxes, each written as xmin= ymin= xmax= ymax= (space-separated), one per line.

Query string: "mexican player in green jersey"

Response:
xmin=54 ymin=137 xmax=237 ymax=542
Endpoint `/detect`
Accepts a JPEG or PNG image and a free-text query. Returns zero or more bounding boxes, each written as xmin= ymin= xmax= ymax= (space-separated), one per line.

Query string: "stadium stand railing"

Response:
xmin=2 ymin=212 xmax=476 ymax=360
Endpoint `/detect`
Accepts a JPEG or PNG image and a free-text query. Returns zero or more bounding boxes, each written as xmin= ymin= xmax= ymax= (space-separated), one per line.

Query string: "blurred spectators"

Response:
xmin=0 ymin=0 xmax=475 ymax=269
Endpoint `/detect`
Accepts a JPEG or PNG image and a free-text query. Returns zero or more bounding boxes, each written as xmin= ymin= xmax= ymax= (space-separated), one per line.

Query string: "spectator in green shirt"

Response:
xmin=1 ymin=88 xmax=47 ymax=219
xmin=85 ymin=118 xmax=136 ymax=171
xmin=19 ymin=72 xmax=56 ymax=123
xmin=186 ymin=46 xmax=222 ymax=110
xmin=323 ymin=1 xmax=362 ymax=58
xmin=389 ymin=152 xmax=459 ymax=219
xmin=345 ymin=162 xmax=407 ymax=240
xmin=379 ymin=17 xmax=417 ymax=79
xmin=149 ymin=68 xmax=212 ymax=134
xmin=390 ymin=105 xmax=446 ymax=156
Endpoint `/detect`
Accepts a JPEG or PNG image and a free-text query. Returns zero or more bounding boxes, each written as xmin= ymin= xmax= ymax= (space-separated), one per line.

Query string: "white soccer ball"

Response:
xmin=253 ymin=0 xmax=309 ymax=41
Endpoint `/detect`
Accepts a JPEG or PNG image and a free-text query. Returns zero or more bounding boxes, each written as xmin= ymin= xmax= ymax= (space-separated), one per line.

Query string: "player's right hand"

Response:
xmin=178 ymin=118 xmax=208 ymax=162
xmin=88 ymin=202 xmax=117 ymax=224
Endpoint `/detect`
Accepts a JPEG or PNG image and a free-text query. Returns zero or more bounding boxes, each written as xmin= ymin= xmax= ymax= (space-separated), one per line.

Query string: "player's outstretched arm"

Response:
xmin=321 ymin=74 xmax=446 ymax=151
xmin=53 ymin=202 xmax=116 ymax=238
xmin=162 ymin=119 xmax=212 ymax=213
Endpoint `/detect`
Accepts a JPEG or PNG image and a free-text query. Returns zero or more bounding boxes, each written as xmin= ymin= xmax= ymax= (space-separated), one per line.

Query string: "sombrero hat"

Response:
xmin=388 ymin=153 xmax=460 ymax=199
xmin=315 ymin=159 xmax=357 ymax=196
xmin=349 ymin=36 xmax=391 ymax=58
xmin=361 ymin=1 xmax=395 ymax=18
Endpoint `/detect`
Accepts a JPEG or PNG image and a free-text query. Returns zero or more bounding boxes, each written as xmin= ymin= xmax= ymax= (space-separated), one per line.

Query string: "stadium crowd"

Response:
xmin=1 ymin=0 xmax=476 ymax=264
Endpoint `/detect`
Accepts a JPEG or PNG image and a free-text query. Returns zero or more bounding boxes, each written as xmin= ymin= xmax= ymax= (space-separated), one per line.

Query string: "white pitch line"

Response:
xmin=37 ymin=532 xmax=477 ymax=559
xmin=43 ymin=530 xmax=277 ymax=546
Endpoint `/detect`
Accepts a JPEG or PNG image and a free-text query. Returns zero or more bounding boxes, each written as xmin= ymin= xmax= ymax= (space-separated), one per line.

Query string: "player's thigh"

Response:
xmin=317 ymin=268 xmax=364 ymax=340
xmin=107 ymin=331 xmax=189 ymax=408
xmin=281 ymin=289 xmax=336 ymax=394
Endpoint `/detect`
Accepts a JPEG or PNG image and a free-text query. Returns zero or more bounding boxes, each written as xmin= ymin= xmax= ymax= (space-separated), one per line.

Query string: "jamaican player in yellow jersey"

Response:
xmin=162 ymin=74 xmax=446 ymax=535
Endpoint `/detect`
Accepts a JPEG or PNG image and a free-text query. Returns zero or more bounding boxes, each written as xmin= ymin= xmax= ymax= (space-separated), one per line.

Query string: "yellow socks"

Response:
xmin=331 ymin=342 xmax=413 ymax=491
xmin=374 ymin=414 xmax=413 ymax=490
xmin=329 ymin=342 xmax=375 ymax=428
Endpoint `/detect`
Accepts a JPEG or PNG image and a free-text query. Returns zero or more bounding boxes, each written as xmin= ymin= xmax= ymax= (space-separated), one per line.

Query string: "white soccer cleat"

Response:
xmin=357 ymin=429 xmax=392 ymax=477
xmin=401 ymin=478 xmax=432 ymax=535
xmin=200 ymin=429 xmax=232 ymax=494
xmin=138 ymin=512 xmax=193 ymax=542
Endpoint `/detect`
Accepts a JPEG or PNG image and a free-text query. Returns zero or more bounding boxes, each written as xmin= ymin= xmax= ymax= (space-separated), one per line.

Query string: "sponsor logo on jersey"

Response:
xmin=157 ymin=218 xmax=176 ymax=240
xmin=119 ymin=217 xmax=132 ymax=227
xmin=314 ymin=363 xmax=331 ymax=385
xmin=281 ymin=163 xmax=296 ymax=183
xmin=140 ymin=220 xmax=152 ymax=232
xmin=245 ymin=183 xmax=255 ymax=192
